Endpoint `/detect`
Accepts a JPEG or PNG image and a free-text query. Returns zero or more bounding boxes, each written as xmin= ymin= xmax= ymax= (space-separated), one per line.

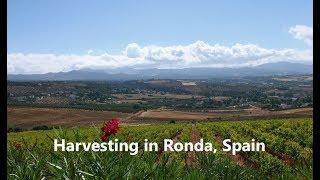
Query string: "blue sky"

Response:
xmin=8 ymin=0 xmax=312 ymax=53
xmin=8 ymin=0 xmax=313 ymax=74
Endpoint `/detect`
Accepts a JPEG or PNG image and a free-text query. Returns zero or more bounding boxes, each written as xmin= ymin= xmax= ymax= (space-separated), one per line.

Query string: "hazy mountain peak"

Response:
xmin=8 ymin=62 xmax=312 ymax=81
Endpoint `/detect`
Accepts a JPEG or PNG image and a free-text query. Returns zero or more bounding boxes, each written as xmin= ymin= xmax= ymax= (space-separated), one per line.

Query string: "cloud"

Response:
xmin=87 ymin=49 xmax=94 ymax=55
xmin=124 ymin=43 xmax=143 ymax=58
xmin=7 ymin=41 xmax=312 ymax=74
xmin=8 ymin=25 xmax=313 ymax=74
xmin=289 ymin=25 xmax=313 ymax=46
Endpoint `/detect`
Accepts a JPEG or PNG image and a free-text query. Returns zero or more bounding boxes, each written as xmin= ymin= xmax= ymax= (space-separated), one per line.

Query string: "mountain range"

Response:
xmin=8 ymin=62 xmax=313 ymax=81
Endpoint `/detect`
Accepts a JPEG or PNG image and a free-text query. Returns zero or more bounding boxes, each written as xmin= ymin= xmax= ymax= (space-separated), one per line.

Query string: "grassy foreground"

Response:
xmin=7 ymin=118 xmax=312 ymax=179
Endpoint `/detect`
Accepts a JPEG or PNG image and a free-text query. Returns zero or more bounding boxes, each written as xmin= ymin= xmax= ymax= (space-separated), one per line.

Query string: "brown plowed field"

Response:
xmin=7 ymin=107 xmax=130 ymax=129
xmin=7 ymin=107 xmax=312 ymax=129
xmin=134 ymin=108 xmax=312 ymax=122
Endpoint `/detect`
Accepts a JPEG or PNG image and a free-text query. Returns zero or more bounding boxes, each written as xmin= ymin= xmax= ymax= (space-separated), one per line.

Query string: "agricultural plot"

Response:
xmin=7 ymin=107 xmax=130 ymax=129
xmin=132 ymin=108 xmax=312 ymax=122
xmin=112 ymin=93 xmax=204 ymax=100
xmin=7 ymin=118 xmax=312 ymax=179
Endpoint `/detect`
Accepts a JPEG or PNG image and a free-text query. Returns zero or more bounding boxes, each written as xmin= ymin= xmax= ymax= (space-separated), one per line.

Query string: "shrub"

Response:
xmin=32 ymin=125 xmax=52 ymax=131
xmin=169 ymin=120 xmax=176 ymax=124
xmin=7 ymin=127 xmax=23 ymax=132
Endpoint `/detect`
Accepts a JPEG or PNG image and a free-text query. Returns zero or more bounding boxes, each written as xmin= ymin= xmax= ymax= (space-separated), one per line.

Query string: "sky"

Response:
xmin=8 ymin=0 xmax=313 ymax=74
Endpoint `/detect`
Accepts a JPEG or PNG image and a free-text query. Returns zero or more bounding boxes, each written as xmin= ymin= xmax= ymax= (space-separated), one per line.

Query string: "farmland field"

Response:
xmin=6 ymin=77 xmax=314 ymax=178
xmin=7 ymin=118 xmax=312 ymax=179
xmin=7 ymin=107 xmax=130 ymax=129
xmin=7 ymin=107 xmax=312 ymax=129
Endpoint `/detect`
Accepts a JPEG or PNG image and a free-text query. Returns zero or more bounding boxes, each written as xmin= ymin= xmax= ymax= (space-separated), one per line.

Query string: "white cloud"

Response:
xmin=7 ymin=41 xmax=312 ymax=74
xmin=124 ymin=43 xmax=143 ymax=58
xmin=87 ymin=49 xmax=94 ymax=55
xmin=289 ymin=25 xmax=313 ymax=46
xmin=8 ymin=25 xmax=313 ymax=74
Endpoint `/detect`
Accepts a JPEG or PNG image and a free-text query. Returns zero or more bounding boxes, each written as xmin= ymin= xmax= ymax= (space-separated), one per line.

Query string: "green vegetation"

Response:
xmin=7 ymin=75 xmax=313 ymax=113
xmin=8 ymin=118 xmax=312 ymax=179
xmin=8 ymin=101 xmax=154 ymax=113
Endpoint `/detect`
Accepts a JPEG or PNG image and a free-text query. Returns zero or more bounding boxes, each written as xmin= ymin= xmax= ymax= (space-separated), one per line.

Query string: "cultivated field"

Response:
xmin=7 ymin=118 xmax=313 ymax=179
xmin=112 ymin=93 xmax=205 ymax=100
xmin=7 ymin=107 xmax=313 ymax=129
xmin=7 ymin=107 xmax=130 ymax=129
xmin=133 ymin=108 xmax=312 ymax=122
xmin=139 ymin=110 xmax=214 ymax=120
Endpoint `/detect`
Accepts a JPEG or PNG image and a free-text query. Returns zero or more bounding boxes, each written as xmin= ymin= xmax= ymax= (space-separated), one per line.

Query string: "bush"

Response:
xmin=169 ymin=120 xmax=176 ymax=124
xmin=7 ymin=127 xmax=23 ymax=132
xmin=32 ymin=125 xmax=52 ymax=131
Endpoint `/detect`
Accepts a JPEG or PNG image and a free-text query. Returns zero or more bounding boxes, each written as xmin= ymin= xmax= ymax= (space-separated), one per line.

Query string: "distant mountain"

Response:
xmin=8 ymin=62 xmax=313 ymax=81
